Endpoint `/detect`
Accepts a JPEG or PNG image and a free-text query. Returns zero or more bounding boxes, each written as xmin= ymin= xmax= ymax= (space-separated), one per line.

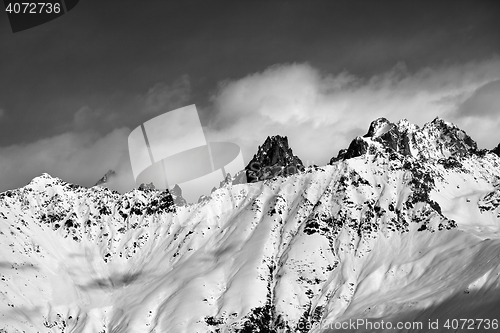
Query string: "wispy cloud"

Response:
xmin=0 ymin=128 xmax=133 ymax=192
xmin=457 ymin=79 xmax=500 ymax=118
xmin=140 ymin=75 xmax=191 ymax=115
xmin=0 ymin=75 xmax=195 ymax=193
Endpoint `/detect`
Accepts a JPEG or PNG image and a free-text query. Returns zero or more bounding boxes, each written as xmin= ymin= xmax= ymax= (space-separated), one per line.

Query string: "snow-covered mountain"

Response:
xmin=1 ymin=118 xmax=500 ymax=333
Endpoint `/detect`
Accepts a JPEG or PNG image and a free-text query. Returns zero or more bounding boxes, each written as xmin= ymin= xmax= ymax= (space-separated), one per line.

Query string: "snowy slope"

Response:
xmin=1 ymin=118 xmax=500 ymax=333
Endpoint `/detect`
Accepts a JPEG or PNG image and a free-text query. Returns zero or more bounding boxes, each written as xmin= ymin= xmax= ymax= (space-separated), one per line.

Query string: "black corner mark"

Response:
xmin=62 ymin=0 xmax=78 ymax=12
xmin=3 ymin=0 xmax=80 ymax=33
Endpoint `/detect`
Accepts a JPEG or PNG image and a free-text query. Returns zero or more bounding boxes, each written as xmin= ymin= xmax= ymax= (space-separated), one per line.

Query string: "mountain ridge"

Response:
xmin=1 ymin=117 xmax=500 ymax=332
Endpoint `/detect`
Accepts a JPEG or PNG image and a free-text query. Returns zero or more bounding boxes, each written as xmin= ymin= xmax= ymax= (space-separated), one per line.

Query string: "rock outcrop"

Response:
xmin=245 ymin=135 xmax=304 ymax=183
xmin=330 ymin=117 xmax=478 ymax=163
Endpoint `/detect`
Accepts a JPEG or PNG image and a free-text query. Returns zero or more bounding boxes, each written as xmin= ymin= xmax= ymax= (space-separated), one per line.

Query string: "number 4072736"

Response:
xmin=5 ymin=2 xmax=61 ymax=14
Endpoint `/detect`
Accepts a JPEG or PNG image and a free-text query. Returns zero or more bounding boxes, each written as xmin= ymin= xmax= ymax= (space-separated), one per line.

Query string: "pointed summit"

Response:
xmin=170 ymin=184 xmax=187 ymax=206
xmin=245 ymin=135 xmax=304 ymax=183
xmin=95 ymin=170 xmax=116 ymax=186
xmin=364 ymin=117 xmax=394 ymax=137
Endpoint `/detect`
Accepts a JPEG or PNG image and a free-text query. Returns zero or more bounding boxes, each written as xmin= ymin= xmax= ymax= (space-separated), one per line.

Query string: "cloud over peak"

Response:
xmin=1 ymin=58 xmax=500 ymax=194
xmin=205 ymin=58 xmax=500 ymax=165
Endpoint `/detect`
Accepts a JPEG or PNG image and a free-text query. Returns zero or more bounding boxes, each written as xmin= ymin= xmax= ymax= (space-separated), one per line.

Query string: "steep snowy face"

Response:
xmin=245 ymin=135 xmax=305 ymax=183
xmin=2 ymin=119 xmax=500 ymax=333
xmin=331 ymin=117 xmax=478 ymax=162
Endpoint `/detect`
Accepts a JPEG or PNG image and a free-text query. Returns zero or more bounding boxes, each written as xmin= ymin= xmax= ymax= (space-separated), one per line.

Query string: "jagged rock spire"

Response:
xmin=245 ymin=135 xmax=304 ymax=183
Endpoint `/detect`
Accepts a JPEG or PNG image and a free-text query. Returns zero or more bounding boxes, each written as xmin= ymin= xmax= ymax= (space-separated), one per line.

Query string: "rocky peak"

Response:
xmin=245 ymin=135 xmax=304 ymax=183
xmin=330 ymin=117 xmax=478 ymax=163
xmin=170 ymin=184 xmax=187 ymax=206
xmin=420 ymin=117 xmax=477 ymax=157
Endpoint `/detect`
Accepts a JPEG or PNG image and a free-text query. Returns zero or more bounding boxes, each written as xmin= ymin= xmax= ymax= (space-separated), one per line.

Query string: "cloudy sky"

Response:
xmin=0 ymin=0 xmax=499 ymax=197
